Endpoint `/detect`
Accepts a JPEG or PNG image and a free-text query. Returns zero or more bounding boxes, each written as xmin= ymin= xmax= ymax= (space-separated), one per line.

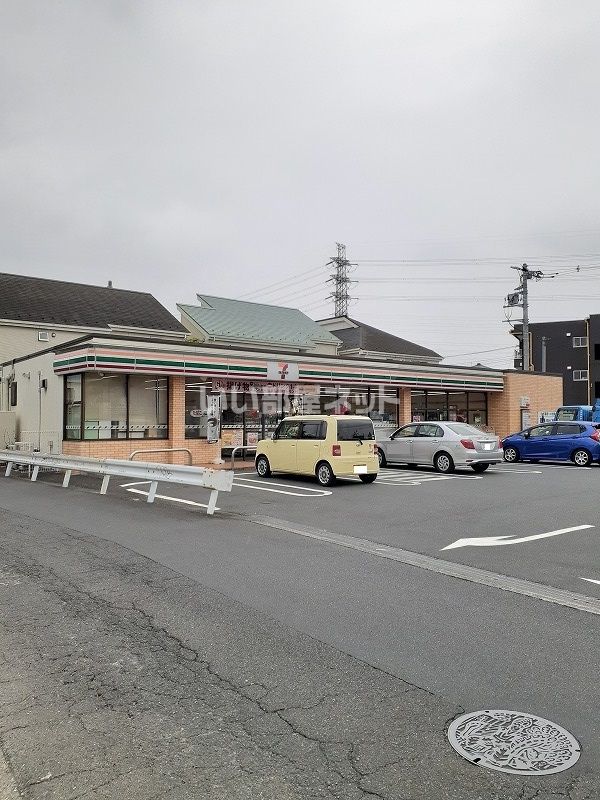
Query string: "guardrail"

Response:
xmin=0 ymin=451 xmax=234 ymax=516
xmin=129 ymin=448 xmax=193 ymax=465
xmin=229 ymin=446 xmax=257 ymax=470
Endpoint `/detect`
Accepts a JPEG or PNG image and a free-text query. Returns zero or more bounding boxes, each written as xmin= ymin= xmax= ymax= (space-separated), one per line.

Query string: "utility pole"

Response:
xmin=506 ymin=263 xmax=555 ymax=371
xmin=326 ymin=243 xmax=356 ymax=317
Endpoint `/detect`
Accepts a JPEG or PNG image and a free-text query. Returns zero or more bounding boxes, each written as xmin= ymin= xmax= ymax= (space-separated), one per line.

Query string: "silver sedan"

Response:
xmin=377 ymin=421 xmax=503 ymax=474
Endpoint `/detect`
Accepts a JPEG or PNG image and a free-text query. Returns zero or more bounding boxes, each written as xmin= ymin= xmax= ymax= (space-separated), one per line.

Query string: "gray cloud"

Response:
xmin=2 ymin=1 xmax=600 ymax=365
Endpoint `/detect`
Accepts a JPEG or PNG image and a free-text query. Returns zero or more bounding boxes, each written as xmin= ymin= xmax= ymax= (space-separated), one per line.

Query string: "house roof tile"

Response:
xmin=0 ymin=272 xmax=185 ymax=332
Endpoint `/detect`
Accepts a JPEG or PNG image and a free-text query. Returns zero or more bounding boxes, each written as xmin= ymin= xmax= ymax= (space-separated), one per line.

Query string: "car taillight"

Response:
xmin=591 ymin=429 xmax=600 ymax=442
xmin=332 ymin=444 xmax=341 ymax=456
xmin=460 ymin=439 xmax=475 ymax=450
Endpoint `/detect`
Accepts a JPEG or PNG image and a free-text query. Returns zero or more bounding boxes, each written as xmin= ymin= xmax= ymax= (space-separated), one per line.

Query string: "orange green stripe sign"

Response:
xmin=53 ymin=347 xmax=504 ymax=391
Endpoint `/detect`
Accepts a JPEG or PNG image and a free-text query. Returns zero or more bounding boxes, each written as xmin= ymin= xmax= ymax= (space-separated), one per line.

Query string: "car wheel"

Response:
xmin=377 ymin=449 xmax=387 ymax=468
xmin=359 ymin=474 xmax=377 ymax=484
xmin=503 ymin=446 xmax=519 ymax=463
xmin=255 ymin=455 xmax=271 ymax=477
xmin=471 ymin=463 xmax=489 ymax=473
xmin=434 ymin=452 xmax=455 ymax=474
xmin=572 ymin=448 xmax=591 ymax=467
xmin=316 ymin=461 xmax=336 ymax=486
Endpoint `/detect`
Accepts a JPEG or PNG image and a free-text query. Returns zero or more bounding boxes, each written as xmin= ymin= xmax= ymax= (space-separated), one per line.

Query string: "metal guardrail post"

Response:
xmin=207 ymin=489 xmax=219 ymax=515
xmin=0 ymin=451 xmax=234 ymax=516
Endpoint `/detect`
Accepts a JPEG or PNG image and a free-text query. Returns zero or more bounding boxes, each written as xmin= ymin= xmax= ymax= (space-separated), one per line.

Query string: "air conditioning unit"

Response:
xmin=38 ymin=331 xmax=50 ymax=342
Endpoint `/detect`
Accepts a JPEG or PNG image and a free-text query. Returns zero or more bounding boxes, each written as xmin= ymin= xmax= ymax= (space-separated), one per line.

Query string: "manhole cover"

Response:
xmin=448 ymin=710 xmax=580 ymax=775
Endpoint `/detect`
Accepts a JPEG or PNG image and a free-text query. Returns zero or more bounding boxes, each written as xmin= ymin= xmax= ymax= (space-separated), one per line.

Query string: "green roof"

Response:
xmin=178 ymin=296 xmax=341 ymax=349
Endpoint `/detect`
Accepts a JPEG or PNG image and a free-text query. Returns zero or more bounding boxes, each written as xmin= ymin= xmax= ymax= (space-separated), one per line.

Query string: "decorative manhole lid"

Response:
xmin=448 ymin=710 xmax=580 ymax=775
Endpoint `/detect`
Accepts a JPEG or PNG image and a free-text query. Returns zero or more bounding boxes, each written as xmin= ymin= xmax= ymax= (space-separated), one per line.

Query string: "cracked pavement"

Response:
xmin=0 ymin=503 xmax=598 ymax=798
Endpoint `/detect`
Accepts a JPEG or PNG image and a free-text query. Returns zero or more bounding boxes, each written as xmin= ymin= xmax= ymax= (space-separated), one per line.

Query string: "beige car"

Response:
xmin=255 ymin=415 xmax=379 ymax=486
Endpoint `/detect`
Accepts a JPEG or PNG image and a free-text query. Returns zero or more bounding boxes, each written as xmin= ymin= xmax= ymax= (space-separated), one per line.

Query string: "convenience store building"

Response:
xmin=1 ymin=294 xmax=562 ymax=463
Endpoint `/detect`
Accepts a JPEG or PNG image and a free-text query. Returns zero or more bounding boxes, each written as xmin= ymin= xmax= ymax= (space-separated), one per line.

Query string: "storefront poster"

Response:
xmin=206 ymin=394 xmax=221 ymax=443
xmin=221 ymin=429 xmax=243 ymax=447
xmin=212 ymin=379 xmax=316 ymax=394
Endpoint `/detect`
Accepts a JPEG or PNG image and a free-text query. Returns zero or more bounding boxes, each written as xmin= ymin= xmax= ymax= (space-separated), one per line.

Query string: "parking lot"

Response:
xmin=5 ymin=458 xmax=600 ymax=596
xmin=1 ymin=459 xmax=600 ymax=796
xmin=112 ymin=460 xmax=600 ymax=595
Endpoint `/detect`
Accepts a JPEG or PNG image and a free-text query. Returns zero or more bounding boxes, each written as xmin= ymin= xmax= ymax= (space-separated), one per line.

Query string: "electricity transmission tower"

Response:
xmin=326 ymin=243 xmax=356 ymax=317
xmin=505 ymin=263 xmax=556 ymax=371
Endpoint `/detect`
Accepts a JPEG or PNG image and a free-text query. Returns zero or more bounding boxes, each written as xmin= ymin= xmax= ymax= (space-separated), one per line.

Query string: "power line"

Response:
xmin=238 ymin=265 xmax=324 ymax=300
xmin=353 ymin=253 xmax=600 ymax=264
xmin=443 ymin=345 xmax=516 ymax=358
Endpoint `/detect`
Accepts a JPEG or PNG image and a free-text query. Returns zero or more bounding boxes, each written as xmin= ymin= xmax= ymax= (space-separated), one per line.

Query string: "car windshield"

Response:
xmin=446 ymin=423 xmax=487 ymax=437
xmin=556 ymin=408 xmax=578 ymax=420
xmin=337 ymin=420 xmax=375 ymax=441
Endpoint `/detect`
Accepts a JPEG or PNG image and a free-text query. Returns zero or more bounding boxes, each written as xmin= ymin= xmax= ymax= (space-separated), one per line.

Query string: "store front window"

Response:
xmin=411 ymin=390 xmax=488 ymax=428
xmin=411 ymin=391 xmax=427 ymax=423
xmin=426 ymin=391 xmax=449 ymax=421
xmin=64 ymin=373 xmax=169 ymax=440
xmin=447 ymin=392 xmax=468 ymax=423
xmin=64 ymin=374 xmax=82 ymax=440
xmin=368 ymin=386 xmax=399 ymax=426
xmin=467 ymin=392 xmax=487 ymax=427
xmin=185 ymin=379 xmax=209 ymax=439
xmin=84 ymin=374 xmax=127 ymax=439
xmin=128 ymin=376 xmax=168 ymax=439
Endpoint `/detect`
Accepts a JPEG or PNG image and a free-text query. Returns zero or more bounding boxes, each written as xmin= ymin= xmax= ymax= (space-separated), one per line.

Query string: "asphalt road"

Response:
xmin=69 ymin=459 xmax=600 ymax=591
xmin=0 ymin=462 xmax=599 ymax=798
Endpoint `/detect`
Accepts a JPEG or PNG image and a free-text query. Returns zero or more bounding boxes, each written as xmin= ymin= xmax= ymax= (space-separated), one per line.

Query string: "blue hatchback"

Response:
xmin=502 ymin=421 xmax=600 ymax=466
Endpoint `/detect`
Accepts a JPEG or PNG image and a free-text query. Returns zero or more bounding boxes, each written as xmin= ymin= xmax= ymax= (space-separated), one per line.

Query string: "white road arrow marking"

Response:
xmin=581 ymin=578 xmax=600 ymax=586
xmin=442 ymin=524 xmax=594 ymax=550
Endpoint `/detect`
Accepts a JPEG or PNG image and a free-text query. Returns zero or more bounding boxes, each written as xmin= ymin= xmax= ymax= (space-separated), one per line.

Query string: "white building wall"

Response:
xmin=1 ymin=351 xmax=64 ymax=452
xmin=0 ymin=323 xmax=80 ymax=363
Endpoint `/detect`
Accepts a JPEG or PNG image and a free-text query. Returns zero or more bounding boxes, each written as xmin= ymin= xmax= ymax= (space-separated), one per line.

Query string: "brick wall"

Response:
xmin=62 ymin=376 xmax=221 ymax=465
xmin=488 ymin=372 xmax=563 ymax=439
xmin=398 ymin=388 xmax=412 ymax=425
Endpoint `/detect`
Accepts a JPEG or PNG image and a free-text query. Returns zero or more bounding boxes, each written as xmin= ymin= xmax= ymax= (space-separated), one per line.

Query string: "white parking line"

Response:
xmin=370 ymin=470 xmax=483 ymax=485
xmin=512 ymin=464 xmax=594 ymax=470
xmin=487 ymin=468 xmax=543 ymax=474
xmin=233 ymin=477 xmax=332 ymax=497
xmin=121 ymin=482 xmax=217 ymax=510
xmin=121 ymin=477 xmax=332 ymax=501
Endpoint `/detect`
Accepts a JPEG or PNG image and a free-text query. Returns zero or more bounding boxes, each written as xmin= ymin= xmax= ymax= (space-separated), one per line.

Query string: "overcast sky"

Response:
xmin=2 ymin=1 xmax=600 ymax=367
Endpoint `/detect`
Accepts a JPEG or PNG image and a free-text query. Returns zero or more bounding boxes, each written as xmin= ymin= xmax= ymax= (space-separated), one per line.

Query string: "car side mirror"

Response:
xmin=523 ymin=431 xmax=530 ymax=438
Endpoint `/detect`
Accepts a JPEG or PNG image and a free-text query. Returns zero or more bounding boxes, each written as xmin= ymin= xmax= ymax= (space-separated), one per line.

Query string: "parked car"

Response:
xmin=554 ymin=402 xmax=600 ymax=423
xmin=502 ymin=421 xmax=600 ymax=466
xmin=377 ymin=422 xmax=503 ymax=473
xmin=255 ymin=415 xmax=379 ymax=486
